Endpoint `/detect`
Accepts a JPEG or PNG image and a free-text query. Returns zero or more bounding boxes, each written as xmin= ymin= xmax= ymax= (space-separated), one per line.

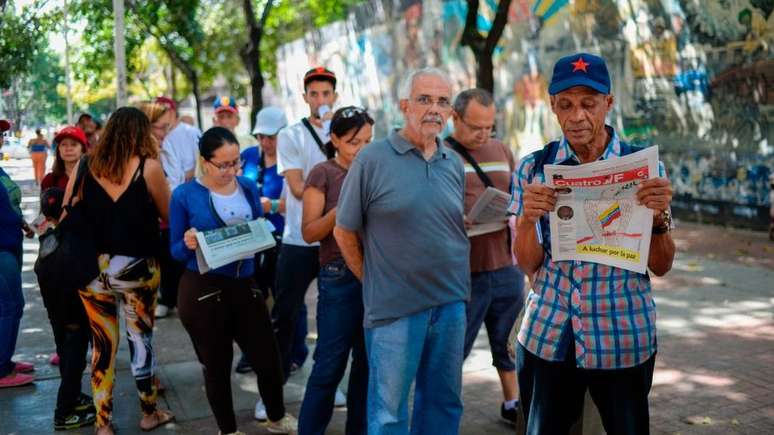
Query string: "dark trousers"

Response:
xmin=299 ymin=261 xmax=368 ymax=435
xmin=517 ymin=343 xmax=655 ymax=435
xmin=255 ymin=240 xmax=309 ymax=367
xmin=39 ymin=270 xmax=91 ymax=418
xmin=178 ymin=270 xmax=285 ymax=433
xmin=272 ymin=244 xmax=319 ymax=382
xmin=158 ymin=228 xmax=183 ymax=308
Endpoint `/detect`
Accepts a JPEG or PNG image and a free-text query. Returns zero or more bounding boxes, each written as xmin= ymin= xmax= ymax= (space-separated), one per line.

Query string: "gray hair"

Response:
xmin=452 ymin=88 xmax=494 ymax=116
xmin=397 ymin=67 xmax=452 ymax=100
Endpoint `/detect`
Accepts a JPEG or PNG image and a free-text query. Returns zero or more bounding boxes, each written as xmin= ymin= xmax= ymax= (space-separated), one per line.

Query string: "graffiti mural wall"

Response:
xmin=276 ymin=0 xmax=774 ymax=228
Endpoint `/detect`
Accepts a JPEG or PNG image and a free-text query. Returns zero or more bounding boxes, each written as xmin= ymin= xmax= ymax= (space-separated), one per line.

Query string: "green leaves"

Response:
xmin=0 ymin=5 xmax=46 ymax=89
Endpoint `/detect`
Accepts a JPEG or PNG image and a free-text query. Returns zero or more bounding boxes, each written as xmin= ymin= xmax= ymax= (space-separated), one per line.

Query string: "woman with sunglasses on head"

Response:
xmin=298 ymin=107 xmax=374 ymax=435
xmin=169 ymin=127 xmax=297 ymax=435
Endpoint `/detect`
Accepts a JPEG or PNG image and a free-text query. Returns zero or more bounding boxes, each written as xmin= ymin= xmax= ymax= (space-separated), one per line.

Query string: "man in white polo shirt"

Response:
xmin=274 ymin=67 xmax=337 ymax=381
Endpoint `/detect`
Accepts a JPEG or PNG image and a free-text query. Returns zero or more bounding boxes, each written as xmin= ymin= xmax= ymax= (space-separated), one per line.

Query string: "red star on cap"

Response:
xmin=571 ymin=57 xmax=589 ymax=73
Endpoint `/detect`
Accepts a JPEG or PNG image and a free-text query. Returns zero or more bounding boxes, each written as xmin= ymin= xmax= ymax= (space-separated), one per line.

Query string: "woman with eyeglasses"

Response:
xmin=298 ymin=107 xmax=374 ymax=435
xmin=139 ymin=101 xmax=185 ymax=322
xmin=169 ymin=127 xmax=297 ymax=435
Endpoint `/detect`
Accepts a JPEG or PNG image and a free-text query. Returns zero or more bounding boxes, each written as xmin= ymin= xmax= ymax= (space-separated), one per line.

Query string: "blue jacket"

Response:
xmin=169 ymin=176 xmax=263 ymax=278
xmin=0 ymin=167 xmax=22 ymax=254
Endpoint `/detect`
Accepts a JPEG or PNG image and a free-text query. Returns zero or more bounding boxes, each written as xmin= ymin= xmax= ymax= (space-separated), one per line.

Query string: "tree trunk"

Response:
xmin=241 ymin=0 xmax=273 ymax=131
xmin=191 ymin=73 xmax=202 ymax=130
xmin=461 ymin=0 xmax=512 ymax=97
xmin=477 ymin=50 xmax=494 ymax=93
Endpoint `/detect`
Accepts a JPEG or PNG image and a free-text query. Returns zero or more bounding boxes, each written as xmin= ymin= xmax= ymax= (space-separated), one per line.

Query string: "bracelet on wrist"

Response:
xmin=270 ymin=199 xmax=280 ymax=214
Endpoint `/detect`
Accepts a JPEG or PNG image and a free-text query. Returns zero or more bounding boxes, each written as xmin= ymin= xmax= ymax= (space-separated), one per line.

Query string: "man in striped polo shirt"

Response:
xmin=509 ymin=53 xmax=675 ymax=434
xmin=446 ymin=88 xmax=526 ymax=426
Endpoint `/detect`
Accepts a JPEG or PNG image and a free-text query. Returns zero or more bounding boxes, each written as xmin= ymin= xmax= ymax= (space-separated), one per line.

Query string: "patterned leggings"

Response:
xmin=79 ymin=254 xmax=160 ymax=428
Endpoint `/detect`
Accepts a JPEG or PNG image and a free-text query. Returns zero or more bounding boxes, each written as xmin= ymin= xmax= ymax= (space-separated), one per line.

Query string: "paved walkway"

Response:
xmin=1 ymin=157 xmax=772 ymax=434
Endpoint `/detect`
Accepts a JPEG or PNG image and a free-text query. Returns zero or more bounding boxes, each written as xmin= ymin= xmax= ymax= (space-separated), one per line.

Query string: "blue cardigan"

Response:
xmin=169 ymin=176 xmax=263 ymax=278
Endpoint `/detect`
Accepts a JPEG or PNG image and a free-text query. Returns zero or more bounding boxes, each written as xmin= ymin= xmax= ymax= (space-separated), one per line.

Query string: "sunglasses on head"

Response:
xmin=337 ymin=106 xmax=372 ymax=122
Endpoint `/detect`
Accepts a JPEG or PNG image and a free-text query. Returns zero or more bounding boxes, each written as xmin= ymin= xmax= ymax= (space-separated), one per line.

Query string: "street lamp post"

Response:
xmin=63 ymin=0 xmax=72 ymax=124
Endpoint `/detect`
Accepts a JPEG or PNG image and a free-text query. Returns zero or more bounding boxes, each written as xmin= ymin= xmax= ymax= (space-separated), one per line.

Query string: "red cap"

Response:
xmin=155 ymin=96 xmax=177 ymax=112
xmin=303 ymin=67 xmax=337 ymax=87
xmin=54 ymin=126 xmax=88 ymax=147
xmin=0 ymin=119 xmax=11 ymax=132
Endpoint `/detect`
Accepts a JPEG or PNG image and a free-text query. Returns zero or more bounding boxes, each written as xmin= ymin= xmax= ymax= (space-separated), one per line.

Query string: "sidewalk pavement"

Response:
xmin=1 ymin=158 xmax=772 ymax=435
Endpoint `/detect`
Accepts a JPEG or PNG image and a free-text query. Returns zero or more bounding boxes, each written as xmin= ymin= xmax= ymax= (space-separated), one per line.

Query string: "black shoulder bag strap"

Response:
xmin=301 ymin=118 xmax=327 ymax=156
xmin=445 ymin=137 xmax=494 ymax=188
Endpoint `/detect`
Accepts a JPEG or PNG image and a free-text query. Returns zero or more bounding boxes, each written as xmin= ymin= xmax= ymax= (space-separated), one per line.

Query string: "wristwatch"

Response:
xmin=652 ymin=209 xmax=671 ymax=235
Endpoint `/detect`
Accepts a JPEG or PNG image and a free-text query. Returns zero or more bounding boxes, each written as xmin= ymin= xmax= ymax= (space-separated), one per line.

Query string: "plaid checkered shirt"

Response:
xmin=508 ymin=129 xmax=666 ymax=369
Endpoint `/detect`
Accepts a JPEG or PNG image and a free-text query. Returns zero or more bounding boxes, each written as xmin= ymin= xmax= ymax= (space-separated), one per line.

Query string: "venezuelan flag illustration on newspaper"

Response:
xmin=597 ymin=202 xmax=621 ymax=228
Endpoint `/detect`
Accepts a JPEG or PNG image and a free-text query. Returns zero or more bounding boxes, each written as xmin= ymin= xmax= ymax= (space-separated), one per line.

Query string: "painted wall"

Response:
xmin=276 ymin=0 xmax=774 ymax=223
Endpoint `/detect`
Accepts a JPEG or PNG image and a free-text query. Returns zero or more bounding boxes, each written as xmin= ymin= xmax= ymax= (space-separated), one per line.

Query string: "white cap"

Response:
xmin=252 ymin=106 xmax=288 ymax=136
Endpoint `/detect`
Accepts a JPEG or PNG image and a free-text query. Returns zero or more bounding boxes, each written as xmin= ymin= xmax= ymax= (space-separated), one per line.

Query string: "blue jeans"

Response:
xmin=364 ymin=301 xmax=466 ymax=435
xmin=0 ymin=249 xmax=23 ymax=378
xmin=299 ymin=260 xmax=367 ymax=435
xmin=463 ymin=265 xmax=525 ymax=370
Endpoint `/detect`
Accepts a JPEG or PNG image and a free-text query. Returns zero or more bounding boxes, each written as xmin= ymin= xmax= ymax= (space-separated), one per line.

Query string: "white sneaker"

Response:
xmin=254 ymin=398 xmax=267 ymax=421
xmin=264 ymin=413 xmax=298 ymax=434
xmin=334 ymin=388 xmax=346 ymax=408
xmin=154 ymin=304 xmax=170 ymax=318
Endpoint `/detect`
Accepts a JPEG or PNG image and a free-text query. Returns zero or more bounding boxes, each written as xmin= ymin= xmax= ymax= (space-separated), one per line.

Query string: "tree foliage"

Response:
xmin=0 ymin=1 xmax=66 ymax=128
xmin=0 ymin=3 xmax=47 ymax=89
xmin=11 ymin=0 xmax=363 ymax=128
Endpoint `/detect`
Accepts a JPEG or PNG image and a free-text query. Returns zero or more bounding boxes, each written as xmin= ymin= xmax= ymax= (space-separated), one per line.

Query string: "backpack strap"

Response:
xmin=528 ymin=140 xmax=561 ymax=182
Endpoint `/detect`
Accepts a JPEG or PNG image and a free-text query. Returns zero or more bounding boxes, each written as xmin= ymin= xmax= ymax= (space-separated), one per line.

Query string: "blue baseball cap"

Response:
xmin=213 ymin=95 xmax=238 ymax=114
xmin=548 ymin=53 xmax=611 ymax=95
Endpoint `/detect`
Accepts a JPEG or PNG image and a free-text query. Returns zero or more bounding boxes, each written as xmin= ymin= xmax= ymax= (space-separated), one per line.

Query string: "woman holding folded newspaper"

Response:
xmin=169 ymin=127 xmax=297 ymax=435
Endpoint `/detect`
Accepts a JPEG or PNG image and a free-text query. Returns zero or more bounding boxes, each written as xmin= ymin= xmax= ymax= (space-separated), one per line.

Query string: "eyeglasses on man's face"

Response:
xmin=412 ymin=95 xmax=452 ymax=109
xmin=457 ymin=116 xmax=496 ymax=137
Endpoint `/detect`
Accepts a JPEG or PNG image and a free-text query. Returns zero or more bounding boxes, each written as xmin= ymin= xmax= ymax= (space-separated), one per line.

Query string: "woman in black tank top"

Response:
xmin=62 ymin=107 xmax=173 ymax=434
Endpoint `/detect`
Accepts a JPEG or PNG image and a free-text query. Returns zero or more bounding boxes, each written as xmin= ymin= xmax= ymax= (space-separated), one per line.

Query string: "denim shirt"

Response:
xmin=169 ymin=176 xmax=263 ymax=278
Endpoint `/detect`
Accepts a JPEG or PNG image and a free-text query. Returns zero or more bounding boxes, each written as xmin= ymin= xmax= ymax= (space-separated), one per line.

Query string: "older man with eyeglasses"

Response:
xmin=334 ymin=68 xmax=470 ymax=435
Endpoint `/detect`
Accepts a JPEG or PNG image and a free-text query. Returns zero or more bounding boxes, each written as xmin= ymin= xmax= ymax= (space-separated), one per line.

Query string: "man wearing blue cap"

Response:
xmin=508 ymin=53 xmax=675 ymax=434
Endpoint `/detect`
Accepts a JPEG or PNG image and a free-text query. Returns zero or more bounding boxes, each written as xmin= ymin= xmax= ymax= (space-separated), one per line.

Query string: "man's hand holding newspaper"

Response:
xmin=518 ymin=146 xmax=671 ymax=274
xmin=466 ymin=187 xmax=512 ymax=237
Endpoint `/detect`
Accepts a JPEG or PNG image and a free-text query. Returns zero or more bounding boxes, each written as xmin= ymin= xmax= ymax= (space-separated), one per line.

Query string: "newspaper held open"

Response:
xmin=195 ymin=218 xmax=276 ymax=274
xmin=544 ymin=146 xmax=660 ymax=274
xmin=466 ymin=187 xmax=511 ymax=237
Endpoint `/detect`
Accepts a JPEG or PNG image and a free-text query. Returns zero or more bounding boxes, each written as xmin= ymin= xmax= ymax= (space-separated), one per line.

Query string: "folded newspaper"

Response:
xmin=466 ymin=187 xmax=511 ymax=237
xmin=195 ymin=218 xmax=276 ymax=274
xmin=544 ymin=146 xmax=660 ymax=274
